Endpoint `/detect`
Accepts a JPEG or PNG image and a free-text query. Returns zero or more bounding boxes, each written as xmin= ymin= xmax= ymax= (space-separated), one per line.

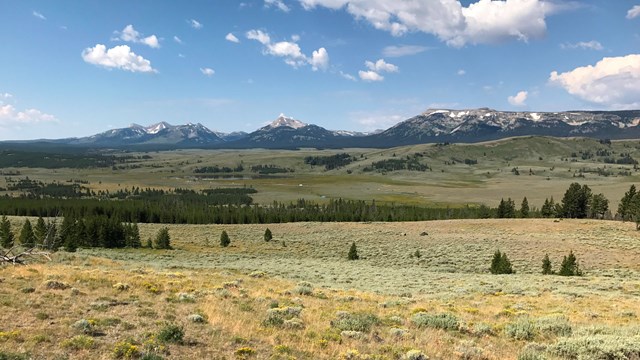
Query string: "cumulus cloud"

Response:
xmin=310 ymin=48 xmax=329 ymax=71
xmin=508 ymin=90 xmax=528 ymax=106
xmin=226 ymin=33 xmax=240 ymax=43
xmin=265 ymin=0 xmax=291 ymax=12
xmin=358 ymin=59 xmax=398 ymax=82
xmin=549 ymin=54 xmax=640 ymax=109
xmin=298 ymin=0 xmax=555 ymax=47
xmin=0 ymin=95 xmax=57 ymax=129
xmin=246 ymin=29 xmax=329 ymax=70
xmin=358 ymin=70 xmax=384 ymax=82
xmin=82 ymin=44 xmax=157 ymax=73
xmin=114 ymin=25 xmax=160 ymax=48
xmin=627 ymin=5 xmax=640 ymax=19
xmin=188 ymin=19 xmax=203 ymax=29
xmin=32 ymin=11 xmax=46 ymax=20
xmin=382 ymin=45 xmax=430 ymax=57
xmin=365 ymin=59 xmax=398 ymax=73
xmin=560 ymin=40 xmax=603 ymax=51
xmin=200 ymin=67 xmax=215 ymax=77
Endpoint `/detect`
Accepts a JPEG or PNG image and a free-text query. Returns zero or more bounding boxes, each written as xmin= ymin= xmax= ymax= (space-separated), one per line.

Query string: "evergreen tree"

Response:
xmin=617 ymin=185 xmax=637 ymax=221
xmin=146 ymin=237 xmax=153 ymax=249
xmin=520 ymin=197 xmax=530 ymax=218
xmin=126 ymin=223 xmax=142 ymax=248
xmin=589 ymin=193 xmax=609 ymax=219
xmin=541 ymin=197 xmax=556 ymax=218
xmin=264 ymin=228 xmax=273 ymax=242
xmin=559 ymin=251 xmax=581 ymax=276
xmin=560 ymin=183 xmax=592 ymax=218
xmin=0 ymin=215 xmax=14 ymax=248
xmin=155 ymin=227 xmax=172 ymax=250
xmin=34 ymin=217 xmax=47 ymax=245
xmin=19 ymin=219 xmax=36 ymax=248
xmin=542 ymin=254 xmax=553 ymax=275
xmin=490 ymin=250 xmax=514 ymax=274
xmin=220 ymin=230 xmax=230 ymax=247
xmin=347 ymin=242 xmax=359 ymax=260
xmin=497 ymin=198 xmax=516 ymax=218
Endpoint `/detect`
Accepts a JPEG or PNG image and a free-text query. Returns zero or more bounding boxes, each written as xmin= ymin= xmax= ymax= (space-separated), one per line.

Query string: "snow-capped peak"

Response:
xmin=268 ymin=114 xmax=307 ymax=129
xmin=145 ymin=121 xmax=172 ymax=134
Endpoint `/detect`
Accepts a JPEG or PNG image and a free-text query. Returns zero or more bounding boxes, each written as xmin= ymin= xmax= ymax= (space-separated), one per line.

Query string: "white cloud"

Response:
xmin=188 ymin=19 xmax=203 ymax=29
xmin=560 ymin=40 xmax=603 ymax=51
xmin=32 ymin=11 xmax=46 ymax=20
xmin=365 ymin=59 xmax=398 ymax=73
xmin=351 ymin=111 xmax=405 ymax=130
xmin=246 ymin=29 xmax=271 ymax=45
xmin=82 ymin=44 xmax=157 ymax=73
xmin=508 ymin=90 xmax=528 ymax=106
xmin=310 ymin=47 xmax=329 ymax=71
xmin=0 ymin=104 xmax=57 ymax=127
xmin=0 ymin=93 xmax=12 ymax=101
xmin=246 ymin=29 xmax=329 ymax=70
xmin=358 ymin=70 xmax=384 ymax=82
xmin=457 ymin=69 xmax=466 ymax=76
xmin=265 ymin=0 xmax=291 ymax=12
xmin=114 ymin=25 xmax=160 ymax=48
xmin=358 ymin=59 xmax=397 ymax=82
xmin=299 ymin=0 xmax=555 ymax=47
xmin=382 ymin=45 xmax=430 ymax=57
xmin=627 ymin=5 xmax=640 ymax=19
xmin=549 ymin=54 xmax=640 ymax=109
xmin=340 ymin=71 xmax=357 ymax=81
xmin=174 ymin=36 xmax=183 ymax=44
xmin=200 ymin=68 xmax=215 ymax=77
xmin=226 ymin=33 xmax=240 ymax=43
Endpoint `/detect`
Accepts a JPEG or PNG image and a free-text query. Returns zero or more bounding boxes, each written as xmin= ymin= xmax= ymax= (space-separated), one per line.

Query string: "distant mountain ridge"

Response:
xmin=7 ymin=109 xmax=640 ymax=149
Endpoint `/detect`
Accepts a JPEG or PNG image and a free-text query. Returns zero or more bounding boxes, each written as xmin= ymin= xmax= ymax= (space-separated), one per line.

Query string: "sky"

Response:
xmin=0 ymin=0 xmax=639 ymax=140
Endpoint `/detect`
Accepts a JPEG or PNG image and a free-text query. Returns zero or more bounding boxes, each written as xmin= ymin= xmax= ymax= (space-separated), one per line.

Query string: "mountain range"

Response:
xmin=9 ymin=109 xmax=640 ymax=149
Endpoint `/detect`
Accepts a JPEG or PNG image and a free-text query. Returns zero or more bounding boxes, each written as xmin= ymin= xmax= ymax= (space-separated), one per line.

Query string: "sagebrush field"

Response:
xmin=2 ymin=217 xmax=640 ymax=359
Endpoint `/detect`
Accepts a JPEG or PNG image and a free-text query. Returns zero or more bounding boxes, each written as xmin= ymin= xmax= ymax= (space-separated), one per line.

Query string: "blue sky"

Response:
xmin=0 ymin=0 xmax=639 ymax=140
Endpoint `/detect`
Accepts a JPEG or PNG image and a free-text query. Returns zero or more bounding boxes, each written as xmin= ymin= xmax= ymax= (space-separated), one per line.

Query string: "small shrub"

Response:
xmin=347 ymin=242 xmax=359 ymax=260
xmin=389 ymin=328 xmax=411 ymax=338
xmin=112 ymin=341 xmax=141 ymax=359
xmin=0 ymin=352 xmax=29 ymax=360
xmin=264 ymin=228 xmax=273 ymax=242
xmin=552 ymin=335 xmax=640 ymax=359
xmin=35 ymin=312 xmax=49 ymax=320
xmin=177 ymin=292 xmax=196 ymax=303
xmin=283 ymin=318 xmax=305 ymax=329
xmin=156 ymin=324 xmax=184 ymax=344
xmin=403 ymin=349 xmax=428 ymax=360
xmin=72 ymin=319 xmax=95 ymax=334
xmin=331 ymin=312 xmax=380 ymax=333
xmin=505 ymin=318 xmax=537 ymax=340
xmin=60 ymin=335 xmax=95 ymax=350
xmin=42 ymin=280 xmax=70 ymax=290
xmin=234 ymin=347 xmax=255 ymax=357
xmin=411 ymin=312 xmax=459 ymax=331
xmin=263 ymin=307 xmax=303 ymax=327
xmin=293 ymin=281 xmax=313 ymax=295
xmin=113 ymin=283 xmax=130 ymax=291
xmin=187 ymin=314 xmax=206 ymax=323
xmin=220 ymin=230 xmax=231 ymax=247
xmin=536 ymin=315 xmax=572 ymax=337
xmin=340 ymin=330 xmax=364 ymax=339
xmin=273 ymin=344 xmax=292 ymax=354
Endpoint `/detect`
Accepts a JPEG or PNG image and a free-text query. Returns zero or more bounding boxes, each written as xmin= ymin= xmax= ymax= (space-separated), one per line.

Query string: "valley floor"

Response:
xmin=2 ymin=219 xmax=640 ymax=359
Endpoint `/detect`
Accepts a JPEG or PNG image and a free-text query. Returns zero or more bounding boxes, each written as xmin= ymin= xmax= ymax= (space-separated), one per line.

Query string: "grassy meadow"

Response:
xmin=2 ymin=137 xmax=640 ymax=359
xmin=2 ymin=217 xmax=640 ymax=359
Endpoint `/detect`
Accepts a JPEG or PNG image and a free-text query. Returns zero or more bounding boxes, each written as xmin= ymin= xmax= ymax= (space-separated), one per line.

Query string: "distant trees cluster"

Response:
xmin=304 ymin=153 xmax=355 ymax=170
xmin=491 ymin=250 xmax=582 ymax=276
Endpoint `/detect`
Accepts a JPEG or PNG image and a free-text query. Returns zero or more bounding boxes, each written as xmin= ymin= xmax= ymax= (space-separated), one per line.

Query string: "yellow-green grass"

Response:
xmin=2 ymin=218 xmax=640 ymax=359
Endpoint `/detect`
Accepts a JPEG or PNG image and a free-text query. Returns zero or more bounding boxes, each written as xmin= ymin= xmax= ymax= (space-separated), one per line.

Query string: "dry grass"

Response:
xmin=2 ymin=218 xmax=640 ymax=359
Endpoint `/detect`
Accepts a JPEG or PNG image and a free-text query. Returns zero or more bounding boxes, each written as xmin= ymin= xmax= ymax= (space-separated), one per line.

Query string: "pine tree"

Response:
xmin=146 ymin=237 xmax=153 ymax=249
xmin=542 ymin=254 xmax=553 ymax=275
xmin=0 ymin=215 xmax=15 ymax=248
xmin=264 ymin=228 xmax=273 ymax=242
xmin=559 ymin=251 xmax=581 ymax=276
xmin=520 ymin=197 xmax=530 ymax=218
xmin=19 ymin=219 xmax=36 ymax=248
xmin=126 ymin=223 xmax=142 ymax=248
xmin=490 ymin=250 xmax=514 ymax=274
xmin=617 ymin=184 xmax=636 ymax=220
xmin=34 ymin=217 xmax=47 ymax=245
xmin=155 ymin=227 xmax=172 ymax=250
xmin=347 ymin=242 xmax=359 ymax=260
xmin=220 ymin=230 xmax=230 ymax=247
